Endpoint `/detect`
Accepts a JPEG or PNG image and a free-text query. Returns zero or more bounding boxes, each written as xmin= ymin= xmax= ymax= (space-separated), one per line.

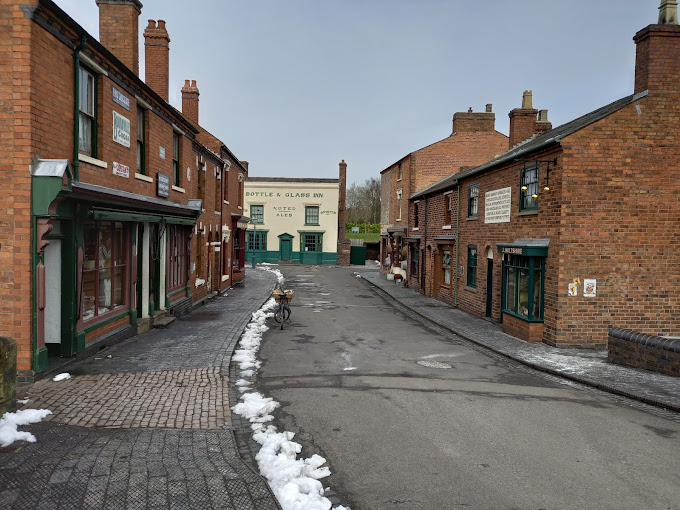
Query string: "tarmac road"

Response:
xmin=256 ymin=265 xmax=680 ymax=510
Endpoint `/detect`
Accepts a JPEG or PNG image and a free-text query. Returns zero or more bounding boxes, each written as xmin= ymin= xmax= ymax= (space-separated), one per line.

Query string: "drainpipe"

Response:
xmin=454 ymin=183 xmax=460 ymax=307
xmin=72 ymin=36 xmax=86 ymax=181
xmin=422 ymin=196 xmax=427 ymax=292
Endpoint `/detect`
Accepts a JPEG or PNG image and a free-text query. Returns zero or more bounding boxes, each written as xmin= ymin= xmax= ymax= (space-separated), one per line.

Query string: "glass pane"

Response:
xmin=79 ymin=114 xmax=91 ymax=154
xmin=113 ymin=223 xmax=124 ymax=266
xmin=518 ymin=269 xmax=529 ymax=318
xmin=82 ymin=222 xmax=97 ymax=320
xmin=444 ymin=268 xmax=451 ymax=285
xmin=113 ymin=266 xmax=125 ymax=308
xmin=99 ymin=223 xmax=113 ymax=268
xmin=506 ymin=267 xmax=516 ymax=311
xmin=137 ymin=141 xmax=143 ymax=171
xmin=98 ymin=267 xmax=112 ymax=314
xmin=82 ymin=271 xmax=96 ymax=320
xmin=137 ymin=109 xmax=144 ymax=140
xmin=533 ymin=271 xmax=542 ymax=318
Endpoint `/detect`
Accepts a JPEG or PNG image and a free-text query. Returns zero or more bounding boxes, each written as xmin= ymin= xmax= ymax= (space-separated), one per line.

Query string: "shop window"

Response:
xmin=79 ymin=66 xmax=96 ymax=156
xmin=215 ymin=167 xmax=221 ymax=211
xmin=136 ymin=107 xmax=146 ymax=174
xmin=173 ymin=132 xmax=181 ymax=186
xmin=251 ymin=205 xmax=264 ymax=224
xmin=442 ymin=248 xmax=452 ymax=285
xmin=410 ymin=244 xmax=419 ymax=276
xmin=468 ymin=184 xmax=479 ymax=217
xmin=167 ymin=225 xmax=188 ymax=292
xmin=445 ymin=194 xmax=452 ymax=225
xmin=467 ymin=245 xmax=477 ymax=287
xmin=520 ymin=164 xmax=539 ymax=211
xmin=305 ymin=206 xmax=319 ymax=226
xmin=81 ymin=221 xmax=128 ymax=321
xmin=302 ymin=233 xmax=322 ymax=252
xmin=502 ymin=255 xmax=544 ymax=320
xmin=248 ymin=231 xmax=267 ymax=251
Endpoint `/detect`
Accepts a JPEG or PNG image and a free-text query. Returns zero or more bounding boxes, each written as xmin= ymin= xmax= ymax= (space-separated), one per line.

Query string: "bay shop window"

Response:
xmin=81 ymin=221 xmax=128 ymax=321
xmin=498 ymin=243 xmax=547 ymax=322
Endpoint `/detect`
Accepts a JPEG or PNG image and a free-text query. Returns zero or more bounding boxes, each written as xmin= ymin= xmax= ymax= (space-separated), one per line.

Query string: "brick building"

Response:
xmin=0 ymin=0 xmax=248 ymax=380
xmin=379 ymin=107 xmax=508 ymax=277
xmin=406 ymin=1 xmax=680 ymax=347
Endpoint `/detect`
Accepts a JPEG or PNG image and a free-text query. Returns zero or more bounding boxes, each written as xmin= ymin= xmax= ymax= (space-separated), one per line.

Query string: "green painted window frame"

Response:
xmin=501 ymin=254 xmax=545 ymax=321
xmin=247 ymin=231 xmax=267 ymax=251
xmin=520 ymin=164 xmax=539 ymax=211
xmin=302 ymin=233 xmax=322 ymax=252
xmin=79 ymin=66 xmax=97 ymax=157
xmin=468 ymin=184 xmax=479 ymax=217
xmin=173 ymin=132 xmax=181 ymax=186
xmin=136 ymin=107 xmax=146 ymax=175
xmin=250 ymin=205 xmax=264 ymax=224
xmin=305 ymin=206 xmax=320 ymax=226
xmin=467 ymin=245 xmax=477 ymax=287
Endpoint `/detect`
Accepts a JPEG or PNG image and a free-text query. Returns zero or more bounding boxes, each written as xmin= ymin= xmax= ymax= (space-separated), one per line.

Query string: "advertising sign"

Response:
xmin=485 ymin=187 xmax=512 ymax=224
xmin=112 ymin=161 xmax=130 ymax=178
xmin=157 ymin=172 xmax=170 ymax=198
xmin=113 ymin=111 xmax=131 ymax=148
xmin=112 ymin=86 xmax=130 ymax=110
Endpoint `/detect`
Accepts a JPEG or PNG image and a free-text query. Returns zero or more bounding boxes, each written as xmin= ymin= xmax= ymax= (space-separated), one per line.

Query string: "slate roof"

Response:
xmin=411 ymin=90 xmax=648 ymax=199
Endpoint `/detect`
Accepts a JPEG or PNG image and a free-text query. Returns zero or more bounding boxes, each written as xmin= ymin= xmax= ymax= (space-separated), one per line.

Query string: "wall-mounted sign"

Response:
xmin=485 ymin=187 xmax=512 ymax=224
xmin=112 ymin=161 xmax=129 ymax=178
xmin=502 ymin=246 xmax=523 ymax=255
xmin=112 ymin=111 xmax=130 ymax=148
xmin=583 ymin=279 xmax=597 ymax=297
xmin=157 ymin=172 xmax=170 ymax=198
xmin=186 ymin=166 xmax=191 ymax=182
xmin=112 ymin=86 xmax=130 ymax=111
xmin=159 ymin=146 xmax=165 ymax=159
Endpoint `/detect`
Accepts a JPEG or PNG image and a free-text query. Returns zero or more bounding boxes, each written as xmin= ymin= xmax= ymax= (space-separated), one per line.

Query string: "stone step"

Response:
xmin=153 ymin=316 xmax=176 ymax=329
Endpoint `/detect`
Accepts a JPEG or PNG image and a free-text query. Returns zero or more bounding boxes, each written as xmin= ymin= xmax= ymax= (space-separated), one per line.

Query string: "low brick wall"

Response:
xmin=608 ymin=328 xmax=680 ymax=377
xmin=1 ymin=336 xmax=17 ymax=416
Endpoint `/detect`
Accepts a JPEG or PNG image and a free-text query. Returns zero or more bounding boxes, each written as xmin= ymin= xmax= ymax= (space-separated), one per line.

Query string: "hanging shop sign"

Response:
xmin=112 ymin=111 xmax=131 ymax=148
xmin=157 ymin=172 xmax=170 ymax=198
xmin=485 ymin=187 xmax=512 ymax=224
xmin=112 ymin=161 xmax=129 ymax=178
xmin=112 ymin=86 xmax=130 ymax=111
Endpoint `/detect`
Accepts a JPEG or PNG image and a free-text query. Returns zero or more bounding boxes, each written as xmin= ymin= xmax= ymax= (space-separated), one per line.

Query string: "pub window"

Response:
xmin=167 ymin=225 xmax=188 ymax=292
xmin=81 ymin=221 xmax=128 ymax=321
xmin=302 ymin=233 xmax=322 ymax=252
xmin=467 ymin=245 xmax=477 ymax=287
xmin=520 ymin=164 xmax=539 ymax=211
xmin=503 ymin=254 xmax=544 ymax=320
xmin=215 ymin=167 xmax=221 ymax=211
xmin=173 ymin=132 xmax=181 ymax=186
xmin=247 ymin=231 xmax=267 ymax=251
xmin=136 ymin=107 xmax=146 ymax=174
xmin=305 ymin=206 xmax=319 ymax=225
xmin=251 ymin=205 xmax=264 ymax=224
xmin=442 ymin=248 xmax=452 ymax=285
xmin=444 ymin=194 xmax=452 ymax=225
xmin=79 ymin=66 xmax=97 ymax=157
xmin=468 ymin=184 xmax=479 ymax=217
xmin=413 ymin=203 xmax=419 ymax=228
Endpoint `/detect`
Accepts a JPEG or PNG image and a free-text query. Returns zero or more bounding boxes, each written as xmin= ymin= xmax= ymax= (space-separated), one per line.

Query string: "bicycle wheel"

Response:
xmin=282 ymin=306 xmax=291 ymax=322
xmin=274 ymin=303 xmax=283 ymax=323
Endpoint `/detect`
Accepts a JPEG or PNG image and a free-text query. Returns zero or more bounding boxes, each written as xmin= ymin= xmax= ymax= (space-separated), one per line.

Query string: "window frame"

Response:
xmin=413 ymin=202 xmax=419 ymax=228
xmin=250 ymin=205 xmax=264 ymax=225
xmin=519 ymin=164 xmax=539 ymax=211
xmin=167 ymin=225 xmax=188 ymax=292
xmin=444 ymin=194 xmax=452 ymax=225
xmin=247 ymin=230 xmax=267 ymax=251
xmin=305 ymin=206 xmax=320 ymax=226
xmin=302 ymin=233 xmax=322 ymax=252
xmin=173 ymin=132 xmax=181 ymax=186
xmin=501 ymin=254 xmax=545 ymax=321
xmin=467 ymin=245 xmax=478 ymax=288
xmin=442 ymin=248 xmax=452 ymax=286
xmin=215 ymin=166 xmax=221 ymax=212
xmin=468 ymin=184 xmax=480 ymax=218
xmin=136 ymin=107 xmax=146 ymax=175
xmin=79 ymin=66 xmax=97 ymax=157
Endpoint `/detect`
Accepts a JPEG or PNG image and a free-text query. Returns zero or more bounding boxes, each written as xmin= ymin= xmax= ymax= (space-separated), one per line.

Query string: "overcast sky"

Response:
xmin=55 ymin=0 xmax=657 ymax=186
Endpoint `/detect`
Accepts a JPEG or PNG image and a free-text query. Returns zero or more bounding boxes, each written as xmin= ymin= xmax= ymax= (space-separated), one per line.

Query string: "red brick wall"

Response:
xmin=85 ymin=315 xmax=130 ymax=343
xmin=502 ymin=313 xmax=543 ymax=343
xmin=97 ymin=0 xmax=140 ymax=76
xmin=143 ymin=19 xmax=169 ymax=102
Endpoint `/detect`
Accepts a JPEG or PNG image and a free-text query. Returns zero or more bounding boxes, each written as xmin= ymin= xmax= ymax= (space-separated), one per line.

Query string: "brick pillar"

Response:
xmin=97 ymin=0 xmax=142 ymax=75
xmin=181 ymin=79 xmax=199 ymax=124
xmin=337 ymin=160 xmax=351 ymax=266
xmin=144 ymin=19 xmax=170 ymax=101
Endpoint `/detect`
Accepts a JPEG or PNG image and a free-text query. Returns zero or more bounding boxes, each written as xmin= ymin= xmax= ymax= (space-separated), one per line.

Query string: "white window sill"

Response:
xmin=195 ymin=278 xmax=205 ymax=288
xmin=412 ymin=227 xmax=419 ymax=231
xmin=238 ymin=206 xmax=243 ymax=210
xmin=172 ymin=185 xmax=185 ymax=193
xmin=397 ymin=178 xmax=402 ymax=182
xmin=396 ymin=219 xmax=401 ymax=222
xmin=222 ymin=275 xmax=229 ymax=282
xmin=442 ymin=225 xmax=452 ymax=230
xmin=223 ymin=200 xmax=230 ymax=205
xmin=79 ymin=154 xmax=107 ymax=168
xmin=215 ymin=211 xmax=221 ymax=216
xmin=135 ymin=172 xmax=153 ymax=182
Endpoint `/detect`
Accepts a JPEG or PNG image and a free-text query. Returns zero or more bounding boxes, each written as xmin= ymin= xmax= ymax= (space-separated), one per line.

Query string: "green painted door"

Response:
xmin=350 ymin=246 xmax=366 ymax=265
xmin=280 ymin=238 xmax=292 ymax=261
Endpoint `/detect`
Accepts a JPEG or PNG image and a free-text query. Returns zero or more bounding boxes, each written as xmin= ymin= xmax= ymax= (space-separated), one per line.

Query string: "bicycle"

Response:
xmin=272 ymin=288 xmax=294 ymax=330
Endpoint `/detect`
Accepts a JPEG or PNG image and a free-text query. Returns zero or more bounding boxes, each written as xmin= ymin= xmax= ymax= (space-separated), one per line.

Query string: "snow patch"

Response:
xmin=52 ymin=373 xmax=71 ymax=382
xmin=0 ymin=409 xmax=53 ymax=447
xmin=16 ymin=399 xmax=29 ymax=405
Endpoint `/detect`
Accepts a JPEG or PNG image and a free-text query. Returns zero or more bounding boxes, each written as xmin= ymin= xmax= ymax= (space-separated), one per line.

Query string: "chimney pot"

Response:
xmin=486 ymin=104 xmax=493 ymax=113
xmin=538 ymin=109 xmax=549 ymax=122
xmin=521 ymin=90 xmax=533 ymax=109
xmin=184 ymin=79 xmax=190 ymax=87
xmin=659 ymin=0 xmax=679 ymax=24
xmin=147 ymin=19 xmax=156 ymax=28
xmin=468 ymin=107 xmax=473 ymax=113
xmin=158 ymin=20 xmax=166 ymax=29
xmin=191 ymin=79 xmax=197 ymax=87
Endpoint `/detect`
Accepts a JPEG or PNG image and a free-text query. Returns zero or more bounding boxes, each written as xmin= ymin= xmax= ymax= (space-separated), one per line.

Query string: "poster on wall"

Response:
xmin=485 ymin=187 xmax=512 ymax=223
xmin=112 ymin=161 xmax=130 ymax=178
xmin=568 ymin=282 xmax=578 ymax=296
xmin=112 ymin=111 xmax=131 ymax=148
xmin=583 ymin=279 xmax=597 ymax=297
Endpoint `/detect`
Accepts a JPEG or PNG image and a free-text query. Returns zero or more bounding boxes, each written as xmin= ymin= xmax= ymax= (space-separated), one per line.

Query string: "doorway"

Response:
xmin=485 ymin=247 xmax=493 ymax=317
xmin=279 ymin=234 xmax=293 ymax=261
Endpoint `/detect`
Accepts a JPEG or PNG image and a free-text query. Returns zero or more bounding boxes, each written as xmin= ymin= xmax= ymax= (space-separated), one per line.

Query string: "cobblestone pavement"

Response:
xmin=361 ymin=270 xmax=680 ymax=416
xmin=0 ymin=268 xmax=281 ymax=509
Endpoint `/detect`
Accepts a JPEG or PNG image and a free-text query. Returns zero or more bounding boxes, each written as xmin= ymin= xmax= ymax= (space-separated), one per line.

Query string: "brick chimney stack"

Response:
xmin=96 ymin=0 xmax=142 ymax=75
xmin=181 ymin=79 xmax=200 ymax=124
xmin=634 ymin=0 xmax=680 ymax=95
xmin=452 ymin=104 xmax=496 ymax=134
xmin=508 ymin=91 xmax=552 ymax=148
xmin=144 ymin=19 xmax=170 ymax=101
